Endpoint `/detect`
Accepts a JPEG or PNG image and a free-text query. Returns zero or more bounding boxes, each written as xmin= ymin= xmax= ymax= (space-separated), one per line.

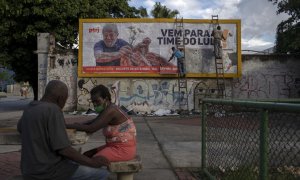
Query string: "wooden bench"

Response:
xmin=109 ymin=155 xmax=142 ymax=180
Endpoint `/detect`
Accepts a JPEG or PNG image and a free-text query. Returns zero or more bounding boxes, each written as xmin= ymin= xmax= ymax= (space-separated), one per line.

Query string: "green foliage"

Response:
xmin=138 ymin=6 xmax=148 ymax=18
xmin=269 ymin=0 xmax=300 ymax=53
xmin=151 ymin=2 xmax=179 ymax=18
xmin=0 ymin=0 xmax=147 ymax=99
xmin=275 ymin=22 xmax=300 ymax=53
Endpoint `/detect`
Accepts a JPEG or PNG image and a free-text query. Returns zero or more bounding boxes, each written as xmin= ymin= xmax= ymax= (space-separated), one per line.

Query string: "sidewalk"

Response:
xmin=0 ymin=104 xmax=202 ymax=180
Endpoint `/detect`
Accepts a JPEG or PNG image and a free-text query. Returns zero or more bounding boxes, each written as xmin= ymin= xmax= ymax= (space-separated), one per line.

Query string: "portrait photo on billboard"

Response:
xmin=78 ymin=19 xmax=241 ymax=78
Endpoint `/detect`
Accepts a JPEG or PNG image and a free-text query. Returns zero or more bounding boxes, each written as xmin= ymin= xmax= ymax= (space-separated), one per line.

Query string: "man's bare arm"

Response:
xmin=58 ymin=146 xmax=110 ymax=167
xmin=95 ymin=52 xmax=121 ymax=63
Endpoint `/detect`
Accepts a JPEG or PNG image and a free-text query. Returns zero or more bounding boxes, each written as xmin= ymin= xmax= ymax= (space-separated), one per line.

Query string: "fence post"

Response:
xmin=259 ymin=109 xmax=269 ymax=180
xmin=201 ymin=103 xmax=207 ymax=170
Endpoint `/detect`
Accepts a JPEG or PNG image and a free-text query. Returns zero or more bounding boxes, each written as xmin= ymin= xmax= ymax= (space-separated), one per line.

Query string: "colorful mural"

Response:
xmin=76 ymin=56 xmax=300 ymax=112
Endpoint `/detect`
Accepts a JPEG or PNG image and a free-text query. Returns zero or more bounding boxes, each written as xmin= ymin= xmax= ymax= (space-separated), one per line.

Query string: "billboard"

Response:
xmin=78 ymin=18 xmax=241 ymax=78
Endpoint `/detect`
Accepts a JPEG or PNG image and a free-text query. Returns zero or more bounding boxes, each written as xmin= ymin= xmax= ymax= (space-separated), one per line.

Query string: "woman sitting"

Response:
xmin=66 ymin=85 xmax=136 ymax=162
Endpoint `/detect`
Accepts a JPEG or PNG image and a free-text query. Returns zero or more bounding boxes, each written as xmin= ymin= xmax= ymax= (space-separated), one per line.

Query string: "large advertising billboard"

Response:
xmin=78 ymin=18 xmax=241 ymax=78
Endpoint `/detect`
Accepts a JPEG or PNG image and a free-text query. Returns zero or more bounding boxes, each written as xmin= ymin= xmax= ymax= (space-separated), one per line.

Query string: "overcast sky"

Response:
xmin=129 ymin=0 xmax=288 ymax=52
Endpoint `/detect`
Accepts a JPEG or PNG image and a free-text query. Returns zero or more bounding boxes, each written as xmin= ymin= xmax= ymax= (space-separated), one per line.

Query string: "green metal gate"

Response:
xmin=201 ymin=98 xmax=300 ymax=180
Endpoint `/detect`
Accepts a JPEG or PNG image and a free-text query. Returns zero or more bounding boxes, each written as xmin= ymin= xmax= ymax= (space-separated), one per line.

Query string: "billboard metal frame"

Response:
xmin=78 ymin=18 xmax=241 ymax=78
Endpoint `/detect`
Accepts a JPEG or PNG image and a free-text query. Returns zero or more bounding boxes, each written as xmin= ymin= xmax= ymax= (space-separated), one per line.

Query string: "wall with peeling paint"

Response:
xmin=47 ymin=52 xmax=78 ymax=111
xmin=37 ymin=33 xmax=78 ymax=111
xmin=232 ymin=55 xmax=300 ymax=99
xmin=77 ymin=78 xmax=197 ymax=112
xmin=37 ymin=33 xmax=50 ymax=100
xmin=38 ymin=34 xmax=299 ymax=112
xmin=76 ymin=55 xmax=300 ymax=113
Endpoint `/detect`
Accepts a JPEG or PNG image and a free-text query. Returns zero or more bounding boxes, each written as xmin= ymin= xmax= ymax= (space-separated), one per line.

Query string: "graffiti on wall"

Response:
xmin=76 ymin=78 xmax=224 ymax=113
xmin=77 ymin=78 xmax=208 ymax=112
xmin=47 ymin=54 xmax=78 ymax=111
xmin=75 ymin=61 xmax=300 ymax=112
xmin=77 ymin=78 xmax=96 ymax=109
xmin=38 ymin=58 xmax=48 ymax=100
xmin=232 ymin=70 xmax=300 ymax=99
xmin=42 ymin=33 xmax=300 ymax=112
xmin=76 ymin=68 xmax=300 ymax=112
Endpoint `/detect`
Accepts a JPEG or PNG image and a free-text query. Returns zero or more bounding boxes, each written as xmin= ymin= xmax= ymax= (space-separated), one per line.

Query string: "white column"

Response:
xmin=36 ymin=33 xmax=50 ymax=100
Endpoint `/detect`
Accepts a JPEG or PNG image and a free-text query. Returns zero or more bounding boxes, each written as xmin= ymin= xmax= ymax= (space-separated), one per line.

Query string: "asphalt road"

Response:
xmin=0 ymin=96 xmax=33 ymax=112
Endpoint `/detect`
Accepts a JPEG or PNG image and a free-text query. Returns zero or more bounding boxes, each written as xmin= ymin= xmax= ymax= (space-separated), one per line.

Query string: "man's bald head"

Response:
xmin=42 ymin=80 xmax=68 ymax=109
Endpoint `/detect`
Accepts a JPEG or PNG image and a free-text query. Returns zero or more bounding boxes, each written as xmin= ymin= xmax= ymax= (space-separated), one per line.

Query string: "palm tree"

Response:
xmin=151 ymin=2 xmax=179 ymax=18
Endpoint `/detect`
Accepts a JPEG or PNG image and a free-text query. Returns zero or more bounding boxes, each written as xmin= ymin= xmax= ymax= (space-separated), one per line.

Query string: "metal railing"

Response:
xmin=201 ymin=98 xmax=300 ymax=180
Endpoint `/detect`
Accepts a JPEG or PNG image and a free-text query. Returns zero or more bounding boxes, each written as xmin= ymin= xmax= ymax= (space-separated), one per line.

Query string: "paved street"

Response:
xmin=0 ymin=96 xmax=33 ymax=112
xmin=0 ymin=95 xmax=203 ymax=180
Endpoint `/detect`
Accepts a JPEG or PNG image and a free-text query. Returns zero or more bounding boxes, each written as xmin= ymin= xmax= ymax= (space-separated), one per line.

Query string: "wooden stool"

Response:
xmin=108 ymin=155 xmax=142 ymax=180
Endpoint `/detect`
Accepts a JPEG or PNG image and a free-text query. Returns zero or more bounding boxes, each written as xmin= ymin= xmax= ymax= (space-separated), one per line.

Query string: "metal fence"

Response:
xmin=201 ymin=98 xmax=300 ymax=180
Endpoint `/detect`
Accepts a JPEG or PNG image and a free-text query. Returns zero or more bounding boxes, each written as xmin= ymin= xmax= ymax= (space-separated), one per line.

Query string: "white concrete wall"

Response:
xmin=76 ymin=78 xmax=203 ymax=112
xmin=37 ymin=33 xmax=50 ymax=100
xmin=41 ymin=39 xmax=300 ymax=112
xmin=75 ymin=55 xmax=300 ymax=112
xmin=38 ymin=34 xmax=78 ymax=111
xmin=232 ymin=55 xmax=300 ymax=99
xmin=46 ymin=52 xmax=78 ymax=111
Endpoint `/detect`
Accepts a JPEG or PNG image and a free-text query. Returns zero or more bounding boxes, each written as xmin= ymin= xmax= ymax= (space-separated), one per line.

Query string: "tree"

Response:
xmin=269 ymin=0 xmax=300 ymax=53
xmin=0 ymin=0 xmax=147 ymax=100
xmin=138 ymin=6 xmax=148 ymax=18
xmin=151 ymin=2 xmax=179 ymax=18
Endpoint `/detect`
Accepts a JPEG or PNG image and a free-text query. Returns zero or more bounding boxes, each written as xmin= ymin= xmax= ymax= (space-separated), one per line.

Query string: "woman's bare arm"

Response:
xmin=66 ymin=108 xmax=115 ymax=133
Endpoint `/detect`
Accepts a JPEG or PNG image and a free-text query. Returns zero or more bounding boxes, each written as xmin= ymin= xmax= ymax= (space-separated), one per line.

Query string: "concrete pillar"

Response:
xmin=6 ymin=84 xmax=13 ymax=94
xmin=36 ymin=33 xmax=50 ymax=100
xmin=108 ymin=155 xmax=142 ymax=180
xmin=12 ymin=84 xmax=21 ymax=96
